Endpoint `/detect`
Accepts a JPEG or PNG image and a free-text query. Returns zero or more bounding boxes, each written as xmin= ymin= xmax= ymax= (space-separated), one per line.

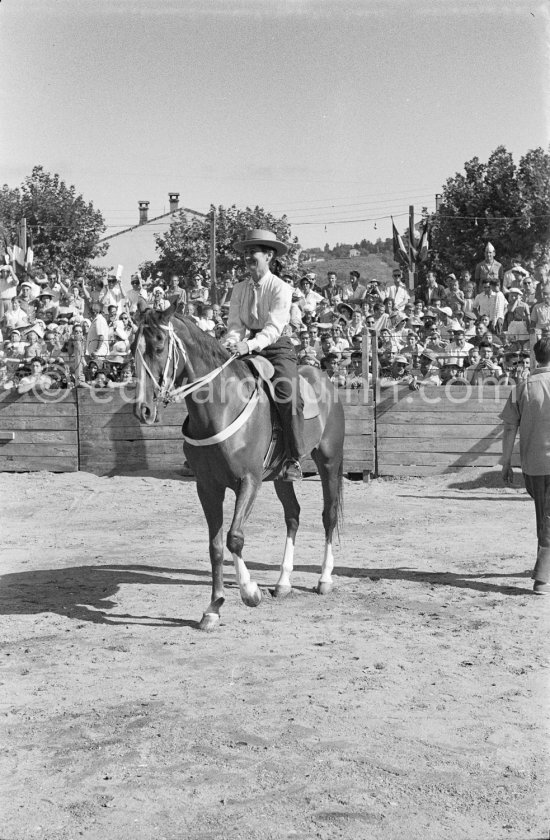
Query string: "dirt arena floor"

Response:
xmin=1 ymin=468 xmax=548 ymax=840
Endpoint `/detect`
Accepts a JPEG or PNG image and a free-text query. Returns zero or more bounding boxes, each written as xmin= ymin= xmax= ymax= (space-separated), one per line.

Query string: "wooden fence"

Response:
xmin=375 ymin=384 xmax=520 ymax=476
xmin=0 ymin=390 xmax=78 ymax=472
xmin=0 ymin=384 xmax=519 ymax=479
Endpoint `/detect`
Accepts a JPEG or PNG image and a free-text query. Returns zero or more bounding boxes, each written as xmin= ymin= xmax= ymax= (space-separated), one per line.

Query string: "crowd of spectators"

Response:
xmin=0 ymin=242 xmax=548 ymax=396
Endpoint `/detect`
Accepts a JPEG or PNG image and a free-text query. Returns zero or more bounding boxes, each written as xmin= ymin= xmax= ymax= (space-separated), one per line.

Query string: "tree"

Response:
xmin=152 ymin=204 xmax=302 ymax=292
xmin=0 ymin=166 xmax=107 ymax=276
xmin=429 ymin=145 xmax=550 ymax=274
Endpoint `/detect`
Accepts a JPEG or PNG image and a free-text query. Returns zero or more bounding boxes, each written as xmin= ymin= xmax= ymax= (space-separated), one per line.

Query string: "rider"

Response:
xmin=224 ymin=229 xmax=305 ymax=481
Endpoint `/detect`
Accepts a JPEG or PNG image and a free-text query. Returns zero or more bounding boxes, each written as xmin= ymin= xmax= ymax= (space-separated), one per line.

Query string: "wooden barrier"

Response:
xmin=77 ymin=387 xmax=375 ymax=478
xmin=376 ymin=384 xmax=520 ymax=476
xmin=77 ymin=388 xmax=186 ymax=474
xmin=0 ymin=390 xmax=78 ymax=472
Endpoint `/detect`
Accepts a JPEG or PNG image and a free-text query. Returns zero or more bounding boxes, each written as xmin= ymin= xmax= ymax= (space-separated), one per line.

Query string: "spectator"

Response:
xmin=0 ymin=265 xmax=19 ymax=319
xmin=299 ymin=277 xmax=323 ymax=314
xmin=474 ymin=242 xmax=504 ymax=290
xmin=501 ymin=337 xmax=550 ymax=594
xmin=530 ymin=285 xmax=550 ymax=336
xmin=188 ymin=273 xmax=208 ymax=306
xmin=343 ymin=270 xmax=367 ymax=305
xmin=503 ymin=257 xmax=529 ymax=291
xmin=16 ymin=280 xmax=36 ymax=315
xmin=379 ymin=354 xmax=415 ymax=388
xmin=400 ymin=330 xmax=424 ymax=368
xmin=522 ymin=276 xmax=540 ymax=308
xmin=2 ymin=298 xmax=29 ymax=332
xmin=151 ymin=285 xmax=170 ymax=312
xmin=467 ymin=342 xmax=502 ymax=384
xmin=17 ymin=356 xmax=52 ymax=393
xmin=85 ymin=303 xmax=110 ymax=358
xmin=440 ymin=358 xmax=467 ymax=385
xmin=166 ymin=274 xmax=187 ymax=311
xmin=503 ymin=287 xmax=530 ymax=347
xmin=500 ymin=349 xmax=530 ymax=385
xmin=321 ymin=271 xmax=345 ymax=305
xmin=417 ymin=270 xmax=446 ymax=306
xmin=411 ymin=349 xmax=442 ymax=387
xmin=102 ymin=275 xmax=125 ymax=313
xmin=125 ymin=275 xmax=149 ymax=314
xmin=443 ymin=275 xmax=465 ymax=314
xmin=23 ymin=324 xmax=46 ymax=360
xmin=444 ymin=322 xmax=474 ymax=366
xmin=323 ymin=351 xmax=346 ymax=387
xmin=330 ymin=323 xmax=350 ymax=353
xmin=385 ymin=268 xmax=410 ymax=310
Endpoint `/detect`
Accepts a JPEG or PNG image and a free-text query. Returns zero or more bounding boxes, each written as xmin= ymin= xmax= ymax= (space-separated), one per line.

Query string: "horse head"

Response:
xmin=133 ymin=301 xmax=180 ymax=425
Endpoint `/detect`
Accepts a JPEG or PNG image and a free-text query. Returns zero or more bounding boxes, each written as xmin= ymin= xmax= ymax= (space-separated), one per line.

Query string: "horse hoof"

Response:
xmin=316 ymin=581 xmax=333 ymax=595
xmin=199 ymin=613 xmax=220 ymax=631
xmin=241 ymin=582 xmax=262 ymax=608
xmin=272 ymin=584 xmax=292 ymax=598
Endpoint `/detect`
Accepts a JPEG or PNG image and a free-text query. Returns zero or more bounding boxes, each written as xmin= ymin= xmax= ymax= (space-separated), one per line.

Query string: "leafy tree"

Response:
xmin=151 ymin=205 xmax=301 ymax=296
xmin=430 ymin=145 xmax=550 ymax=274
xmin=0 ymin=166 xmax=107 ymax=276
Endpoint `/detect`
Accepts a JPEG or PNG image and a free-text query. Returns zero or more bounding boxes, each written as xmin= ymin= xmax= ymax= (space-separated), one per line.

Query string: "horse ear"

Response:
xmin=159 ymin=302 xmax=177 ymax=323
xmin=136 ymin=298 xmax=151 ymax=319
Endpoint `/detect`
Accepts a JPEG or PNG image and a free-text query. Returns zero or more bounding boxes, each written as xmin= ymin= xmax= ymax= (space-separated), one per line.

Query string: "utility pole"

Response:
xmin=408 ymin=205 xmax=415 ymax=291
xmin=209 ymin=208 xmax=217 ymax=304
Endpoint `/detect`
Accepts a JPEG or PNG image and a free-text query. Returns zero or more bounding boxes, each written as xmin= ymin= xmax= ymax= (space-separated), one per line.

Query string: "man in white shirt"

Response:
xmin=385 ymin=268 xmax=410 ymax=310
xmin=224 ymin=229 xmax=305 ymax=481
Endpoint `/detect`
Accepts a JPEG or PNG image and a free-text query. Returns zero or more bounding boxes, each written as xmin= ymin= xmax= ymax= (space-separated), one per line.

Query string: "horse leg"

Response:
xmin=227 ymin=476 xmax=262 ymax=608
xmin=312 ymin=448 xmax=343 ymax=595
xmin=272 ymin=479 xmax=300 ymax=597
xmin=196 ymin=481 xmax=226 ymax=631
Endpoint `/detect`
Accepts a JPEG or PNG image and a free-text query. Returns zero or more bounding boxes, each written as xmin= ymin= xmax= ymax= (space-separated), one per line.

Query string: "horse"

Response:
xmin=134 ymin=303 xmax=345 ymax=630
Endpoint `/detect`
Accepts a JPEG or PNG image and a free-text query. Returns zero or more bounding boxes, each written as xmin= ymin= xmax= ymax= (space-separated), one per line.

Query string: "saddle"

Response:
xmin=245 ymin=355 xmax=320 ymax=479
xmin=246 ymin=356 xmax=320 ymax=420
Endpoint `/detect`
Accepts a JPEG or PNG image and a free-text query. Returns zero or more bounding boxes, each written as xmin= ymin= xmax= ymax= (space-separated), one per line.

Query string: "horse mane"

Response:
xmin=141 ymin=308 xmax=247 ymax=375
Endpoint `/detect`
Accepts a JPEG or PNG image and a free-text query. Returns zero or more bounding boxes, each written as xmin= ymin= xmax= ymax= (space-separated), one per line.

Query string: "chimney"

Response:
xmin=169 ymin=192 xmax=180 ymax=213
xmin=138 ymin=200 xmax=150 ymax=225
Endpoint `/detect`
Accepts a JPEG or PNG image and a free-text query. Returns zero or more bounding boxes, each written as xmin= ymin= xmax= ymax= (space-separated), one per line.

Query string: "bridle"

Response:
xmin=136 ymin=320 xmax=237 ymax=406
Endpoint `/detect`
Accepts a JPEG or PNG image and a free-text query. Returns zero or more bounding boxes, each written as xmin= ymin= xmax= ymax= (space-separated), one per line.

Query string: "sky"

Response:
xmin=1 ymin=0 xmax=548 ymax=251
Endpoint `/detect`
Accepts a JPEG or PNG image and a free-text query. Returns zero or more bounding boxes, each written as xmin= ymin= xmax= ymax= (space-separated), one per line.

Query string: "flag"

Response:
xmin=26 ymin=227 xmax=34 ymax=267
xmin=13 ymin=245 xmax=25 ymax=266
xmin=391 ymin=217 xmax=410 ymax=269
xmin=115 ymin=264 xmax=123 ymax=280
xmin=416 ymin=219 xmax=430 ymax=263
xmin=408 ymin=214 xmax=418 ymax=263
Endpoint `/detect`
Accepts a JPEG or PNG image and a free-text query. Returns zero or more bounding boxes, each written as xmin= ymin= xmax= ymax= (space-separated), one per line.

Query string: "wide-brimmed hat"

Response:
xmin=39 ymin=287 xmax=55 ymax=299
xmin=506 ymin=287 xmax=523 ymax=296
xmin=450 ymin=320 xmax=465 ymax=333
xmin=336 ymin=302 xmax=354 ymax=320
xmin=106 ymin=353 xmax=127 ymax=365
xmin=437 ymin=306 xmax=453 ymax=317
xmin=234 ymin=229 xmax=288 ymax=257
xmin=24 ymin=323 xmax=45 ymax=339
xmin=393 ymin=355 xmax=409 ymax=365
xmin=420 ymin=349 xmax=440 ymax=365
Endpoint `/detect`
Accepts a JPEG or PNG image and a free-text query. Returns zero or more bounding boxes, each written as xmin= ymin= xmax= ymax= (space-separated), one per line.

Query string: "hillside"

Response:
xmin=302 ymin=253 xmax=399 ymax=288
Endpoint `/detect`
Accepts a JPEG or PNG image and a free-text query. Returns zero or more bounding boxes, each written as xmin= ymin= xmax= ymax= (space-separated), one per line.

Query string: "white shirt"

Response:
xmin=225 ymin=271 xmax=291 ymax=353
xmin=385 ymin=284 xmax=410 ymax=310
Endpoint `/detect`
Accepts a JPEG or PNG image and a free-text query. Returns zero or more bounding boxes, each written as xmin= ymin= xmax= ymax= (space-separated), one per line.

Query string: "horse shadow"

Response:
xmin=0 ymin=563 xmax=217 ymax=628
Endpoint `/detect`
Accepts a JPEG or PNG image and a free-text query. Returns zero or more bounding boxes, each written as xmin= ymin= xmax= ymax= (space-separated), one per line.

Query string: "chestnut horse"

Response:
xmin=134 ymin=304 xmax=344 ymax=630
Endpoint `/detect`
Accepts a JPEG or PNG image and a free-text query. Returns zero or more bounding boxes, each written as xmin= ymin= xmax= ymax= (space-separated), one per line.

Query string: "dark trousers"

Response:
xmin=259 ymin=336 xmax=305 ymax=461
xmin=524 ymin=473 xmax=550 ymax=583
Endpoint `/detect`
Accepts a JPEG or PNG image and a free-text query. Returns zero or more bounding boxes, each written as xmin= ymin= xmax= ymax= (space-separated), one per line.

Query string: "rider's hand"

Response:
xmin=232 ymin=340 xmax=250 ymax=357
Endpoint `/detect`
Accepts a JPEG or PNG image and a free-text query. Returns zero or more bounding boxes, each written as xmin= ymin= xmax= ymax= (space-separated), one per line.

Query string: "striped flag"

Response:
xmin=416 ymin=219 xmax=430 ymax=263
xmin=391 ymin=218 xmax=410 ymax=269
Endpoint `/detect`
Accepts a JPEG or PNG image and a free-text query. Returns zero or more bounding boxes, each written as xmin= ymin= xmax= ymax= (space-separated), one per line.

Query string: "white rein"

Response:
xmin=136 ymin=321 xmax=237 ymax=406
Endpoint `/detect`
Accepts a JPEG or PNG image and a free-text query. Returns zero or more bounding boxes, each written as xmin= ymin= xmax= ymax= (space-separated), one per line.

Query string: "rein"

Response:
xmin=136 ymin=321 xmax=237 ymax=406
xmin=137 ymin=318 xmax=260 ymax=447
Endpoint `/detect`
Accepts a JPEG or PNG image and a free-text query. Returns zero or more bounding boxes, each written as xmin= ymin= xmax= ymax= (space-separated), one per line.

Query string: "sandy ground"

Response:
xmin=0 ymin=468 xmax=548 ymax=840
